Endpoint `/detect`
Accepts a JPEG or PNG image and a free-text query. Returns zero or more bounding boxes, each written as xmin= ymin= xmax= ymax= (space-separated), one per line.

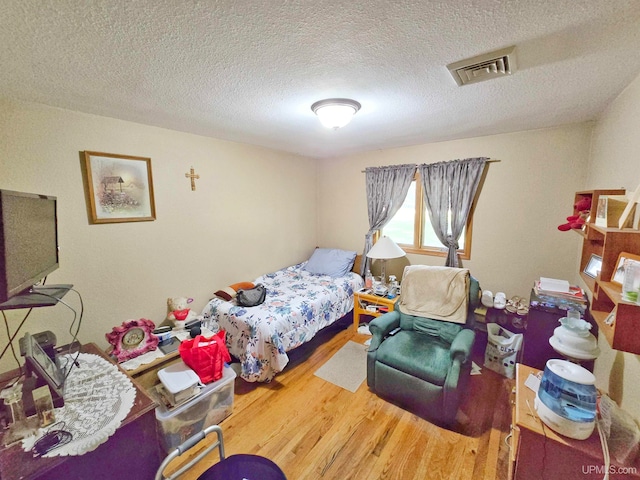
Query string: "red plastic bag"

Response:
xmin=179 ymin=331 xmax=231 ymax=384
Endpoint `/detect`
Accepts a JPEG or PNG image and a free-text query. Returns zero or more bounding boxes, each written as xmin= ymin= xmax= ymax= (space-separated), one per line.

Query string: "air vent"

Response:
xmin=447 ymin=46 xmax=517 ymax=86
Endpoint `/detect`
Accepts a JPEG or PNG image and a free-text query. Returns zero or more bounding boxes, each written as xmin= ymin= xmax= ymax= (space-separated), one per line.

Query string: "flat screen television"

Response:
xmin=0 ymin=189 xmax=59 ymax=303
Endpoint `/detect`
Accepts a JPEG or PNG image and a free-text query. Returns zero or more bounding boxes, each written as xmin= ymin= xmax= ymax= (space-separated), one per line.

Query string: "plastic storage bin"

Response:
xmin=155 ymin=364 xmax=236 ymax=452
xmin=157 ymin=361 xmax=200 ymax=406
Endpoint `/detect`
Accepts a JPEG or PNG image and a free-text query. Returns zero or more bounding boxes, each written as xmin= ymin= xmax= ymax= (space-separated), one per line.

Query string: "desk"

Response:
xmin=0 ymin=344 xmax=161 ymax=480
xmin=352 ymin=291 xmax=399 ymax=333
xmin=510 ymin=364 xmax=640 ymax=480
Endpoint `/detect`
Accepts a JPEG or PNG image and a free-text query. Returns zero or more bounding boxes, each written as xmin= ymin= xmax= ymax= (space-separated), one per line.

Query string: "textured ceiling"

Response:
xmin=2 ymin=1 xmax=640 ymax=159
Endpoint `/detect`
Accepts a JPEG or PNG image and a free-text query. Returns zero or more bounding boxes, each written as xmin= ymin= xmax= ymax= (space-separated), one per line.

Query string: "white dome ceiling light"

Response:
xmin=311 ymin=98 xmax=361 ymax=129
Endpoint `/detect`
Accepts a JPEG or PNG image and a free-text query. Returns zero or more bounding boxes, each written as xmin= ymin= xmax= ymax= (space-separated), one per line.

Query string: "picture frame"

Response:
xmin=23 ymin=332 xmax=65 ymax=401
xmin=611 ymin=252 xmax=640 ymax=286
xmin=583 ymin=254 xmax=603 ymax=279
xmin=83 ymin=151 xmax=156 ymax=224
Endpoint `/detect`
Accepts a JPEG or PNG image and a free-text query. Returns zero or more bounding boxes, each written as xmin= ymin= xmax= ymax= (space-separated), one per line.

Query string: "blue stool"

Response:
xmin=155 ymin=425 xmax=286 ymax=480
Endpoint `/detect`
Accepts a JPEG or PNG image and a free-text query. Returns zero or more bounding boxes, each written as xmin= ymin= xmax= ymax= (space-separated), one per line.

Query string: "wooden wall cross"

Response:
xmin=185 ymin=167 xmax=200 ymax=191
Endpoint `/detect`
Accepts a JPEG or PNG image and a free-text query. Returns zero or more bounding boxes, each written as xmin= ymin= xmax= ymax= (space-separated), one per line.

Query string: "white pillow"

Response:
xmin=303 ymin=248 xmax=357 ymax=277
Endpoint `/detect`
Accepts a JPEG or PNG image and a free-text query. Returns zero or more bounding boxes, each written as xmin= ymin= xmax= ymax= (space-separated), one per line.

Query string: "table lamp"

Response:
xmin=366 ymin=236 xmax=406 ymax=285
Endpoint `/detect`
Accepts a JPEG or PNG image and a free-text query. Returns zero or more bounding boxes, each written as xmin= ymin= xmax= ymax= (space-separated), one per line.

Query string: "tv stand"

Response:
xmin=0 ymin=284 xmax=73 ymax=310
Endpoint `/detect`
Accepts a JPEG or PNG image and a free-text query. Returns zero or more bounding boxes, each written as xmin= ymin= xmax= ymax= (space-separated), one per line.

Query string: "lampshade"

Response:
xmin=311 ymin=98 xmax=361 ymax=129
xmin=366 ymin=236 xmax=406 ymax=260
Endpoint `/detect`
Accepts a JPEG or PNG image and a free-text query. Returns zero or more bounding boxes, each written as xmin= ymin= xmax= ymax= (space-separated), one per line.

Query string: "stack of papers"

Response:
xmin=535 ymin=277 xmax=586 ymax=302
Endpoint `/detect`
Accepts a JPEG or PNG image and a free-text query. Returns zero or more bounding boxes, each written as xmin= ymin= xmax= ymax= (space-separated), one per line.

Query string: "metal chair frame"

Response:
xmin=155 ymin=425 xmax=225 ymax=480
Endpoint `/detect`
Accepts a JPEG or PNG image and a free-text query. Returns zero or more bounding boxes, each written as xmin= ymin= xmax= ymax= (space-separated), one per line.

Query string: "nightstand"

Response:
xmin=353 ymin=290 xmax=399 ymax=333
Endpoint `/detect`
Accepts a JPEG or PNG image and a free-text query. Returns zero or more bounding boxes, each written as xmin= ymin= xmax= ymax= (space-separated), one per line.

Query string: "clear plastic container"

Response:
xmin=365 ymin=270 xmax=373 ymax=289
xmin=388 ymin=275 xmax=399 ymax=298
xmin=155 ymin=364 xmax=236 ymax=452
xmin=622 ymin=259 xmax=640 ymax=303
xmin=7 ymin=397 xmax=25 ymax=423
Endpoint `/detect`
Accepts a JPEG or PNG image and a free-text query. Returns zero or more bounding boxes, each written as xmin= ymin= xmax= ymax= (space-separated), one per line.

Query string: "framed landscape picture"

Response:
xmin=83 ymin=151 xmax=156 ymax=224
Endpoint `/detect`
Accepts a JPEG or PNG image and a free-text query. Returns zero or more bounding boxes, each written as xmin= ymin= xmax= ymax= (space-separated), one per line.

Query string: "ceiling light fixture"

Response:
xmin=311 ymin=98 xmax=361 ymax=129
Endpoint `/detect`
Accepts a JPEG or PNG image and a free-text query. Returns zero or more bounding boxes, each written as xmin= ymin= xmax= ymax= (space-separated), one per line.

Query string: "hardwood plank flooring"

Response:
xmin=169 ymin=318 xmax=514 ymax=480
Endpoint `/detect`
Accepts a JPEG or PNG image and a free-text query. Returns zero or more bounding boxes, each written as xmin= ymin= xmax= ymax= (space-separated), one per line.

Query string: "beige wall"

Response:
xmin=587 ymin=72 xmax=640 ymax=420
xmin=0 ymin=99 xmax=318 ymax=373
xmin=317 ymin=124 xmax=591 ymax=298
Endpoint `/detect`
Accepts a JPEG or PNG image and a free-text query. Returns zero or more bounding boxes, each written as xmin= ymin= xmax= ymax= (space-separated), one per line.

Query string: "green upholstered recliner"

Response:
xmin=367 ymin=273 xmax=480 ymax=425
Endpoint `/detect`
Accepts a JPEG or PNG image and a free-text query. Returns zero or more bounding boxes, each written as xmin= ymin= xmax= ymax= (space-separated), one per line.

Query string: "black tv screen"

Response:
xmin=0 ymin=190 xmax=59 ymax=303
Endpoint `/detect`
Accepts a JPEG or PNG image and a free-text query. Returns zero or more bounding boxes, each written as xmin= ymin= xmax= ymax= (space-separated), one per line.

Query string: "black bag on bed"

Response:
xmin=236 ymin=284 xmax=267 ymax=307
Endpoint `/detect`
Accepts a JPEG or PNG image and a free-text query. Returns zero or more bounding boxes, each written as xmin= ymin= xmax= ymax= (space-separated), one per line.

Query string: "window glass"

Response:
xmin=383 ymin=175 xmax=471 ymax=258
xmin=383 ymin=182 xmax=415 ymax=245
xmin=421 ymin=209 xmax=465 ymax=249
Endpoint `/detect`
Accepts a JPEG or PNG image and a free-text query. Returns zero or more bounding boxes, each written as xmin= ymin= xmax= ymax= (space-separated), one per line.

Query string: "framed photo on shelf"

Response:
xmin=611 ymin=252 xmax=640 ymax=286
xmin=583 ymin=254 xmax=603 ymax=279
xmin=83 ymin=151 xmax=156 ymax=224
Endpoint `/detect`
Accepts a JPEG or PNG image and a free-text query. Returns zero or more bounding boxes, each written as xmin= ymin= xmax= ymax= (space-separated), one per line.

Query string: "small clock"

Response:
xmin=122 ymin=327 xmax=145 ymax=347
xmin=106 ymin=319 xmax=159 ymax=362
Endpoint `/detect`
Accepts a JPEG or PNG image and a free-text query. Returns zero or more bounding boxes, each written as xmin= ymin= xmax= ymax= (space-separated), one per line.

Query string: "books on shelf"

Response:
xmin=535 ymin=278 xmax=586 ymax=303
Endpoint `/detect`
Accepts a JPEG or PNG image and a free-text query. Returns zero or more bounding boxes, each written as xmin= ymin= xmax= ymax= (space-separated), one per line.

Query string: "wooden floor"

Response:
xmin=171 ymin=318 xmax=514 ymax=480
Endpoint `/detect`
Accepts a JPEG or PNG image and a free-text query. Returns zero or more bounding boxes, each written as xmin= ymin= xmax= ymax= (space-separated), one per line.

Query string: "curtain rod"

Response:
xmin=360 ymin=159 xmax=501 ymax=173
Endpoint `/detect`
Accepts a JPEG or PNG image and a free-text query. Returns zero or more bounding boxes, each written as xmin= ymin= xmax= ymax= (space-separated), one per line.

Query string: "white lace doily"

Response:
xmin=119 ymin=348 xmax=166 ymax=371
xmin=22 ymin=352 xmax=136 ymax=457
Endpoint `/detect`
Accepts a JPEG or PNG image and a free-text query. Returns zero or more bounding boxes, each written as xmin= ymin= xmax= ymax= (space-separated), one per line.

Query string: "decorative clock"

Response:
xmin=106 ymin=318 xmax=159 ymax=362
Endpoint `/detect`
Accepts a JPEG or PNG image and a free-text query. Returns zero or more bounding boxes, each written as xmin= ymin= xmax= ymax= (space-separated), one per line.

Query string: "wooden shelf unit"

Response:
xmin=574 ymin=190 xmax=640 ymax=354
xmin=575 ymin=189 xmax=626 ymax=225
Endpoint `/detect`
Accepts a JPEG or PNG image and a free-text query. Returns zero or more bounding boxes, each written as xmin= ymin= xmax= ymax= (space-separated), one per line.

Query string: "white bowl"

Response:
xmin=549 ymin=325 xmax=600 ymax=360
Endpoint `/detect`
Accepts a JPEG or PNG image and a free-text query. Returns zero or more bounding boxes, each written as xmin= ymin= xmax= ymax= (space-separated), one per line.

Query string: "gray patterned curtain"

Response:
xmin=418 ymin=157 xmax=487 ymax=267
xmin=362 ymin=164 xmax=416 ymax=275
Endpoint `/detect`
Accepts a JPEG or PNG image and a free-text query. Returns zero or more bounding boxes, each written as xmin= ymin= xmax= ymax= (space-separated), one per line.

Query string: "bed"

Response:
xmin=201 ymin=249 xmax=364 ymax=382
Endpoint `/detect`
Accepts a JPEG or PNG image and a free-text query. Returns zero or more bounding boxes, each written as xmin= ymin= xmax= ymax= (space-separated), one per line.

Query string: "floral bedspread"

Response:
xmin=201 ymin=262 xmax=364 ymax=382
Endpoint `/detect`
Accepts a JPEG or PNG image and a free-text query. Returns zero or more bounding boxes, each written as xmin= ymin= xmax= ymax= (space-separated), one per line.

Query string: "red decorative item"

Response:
xmin=558 ymin=197 xmax=592 ymax=231
xmin=179 ymin=331 xmax=231 ymax=384
xmin=574 ymin=197 xmax=591 ymax=212
xmin=172 ymin=309 xmax=191 ymax=321
xmin=106 ymin=318 xmax=159 ymax=362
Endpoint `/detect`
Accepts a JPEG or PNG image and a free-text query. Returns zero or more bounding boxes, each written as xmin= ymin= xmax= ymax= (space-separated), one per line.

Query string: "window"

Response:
xmin=383 ymin=173 xmax=472 ymax=259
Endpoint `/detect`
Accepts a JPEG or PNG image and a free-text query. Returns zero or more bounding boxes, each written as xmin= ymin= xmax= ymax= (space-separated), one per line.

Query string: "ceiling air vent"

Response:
xmin=447 ymin=46 xmax=517 ymax=86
